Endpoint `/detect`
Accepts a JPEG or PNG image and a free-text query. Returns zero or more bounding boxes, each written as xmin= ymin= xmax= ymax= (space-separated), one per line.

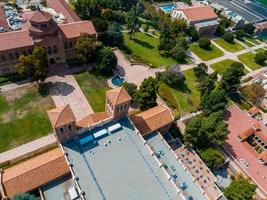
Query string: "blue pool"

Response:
xmin=159 ymin=4 xmax=176 ymax=12
xmin=111 ymin=75 xmax=125 ymax=87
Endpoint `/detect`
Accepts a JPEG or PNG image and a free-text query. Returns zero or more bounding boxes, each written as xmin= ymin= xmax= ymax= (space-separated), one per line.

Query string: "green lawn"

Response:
xmin=214 ymin=38 xmax=245 ymax=52
xmin=238 ymin=52 xmax=266 ymax=70
xmin=74 ymin=71 xmax=110 ymax=112
xmin=245 ymin=37 xmax=261 ymax=45
xmin=159 ymin=69 xmax=200 ymax=116
xmin=256 ymin=48 xmax=266 ymax=53
xmin=0 ymin=86 xmax=54 ymax=153
xmin=122 ymin=32 xmax=179 ymax=67
xmin=189 ymin=43 xmax=224 ymax=61
xmin=210 ymin=59 xmax=248 ymax=75
xmin=240 ymin=39 xmax=255 ymax=47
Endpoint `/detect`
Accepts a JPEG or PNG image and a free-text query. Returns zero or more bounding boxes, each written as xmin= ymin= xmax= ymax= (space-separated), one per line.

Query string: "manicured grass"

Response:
xmin=189 ymin=43 xmax=224 ymax=61
xmin=256 ymin=48 xmax=266 ymax=53
xmin=238 ymin=52 xmax=266 ymax=70
xmin=214 ymin=38 xmax=245 ymax=52
xmin=246 ymin=37 xmax=261 ymax=45
xmin=210 ymin=59 xmax=236 ymax=75
xmin=122 ymin=32 xmax=179 ymax=67
xmin=240 ymin=39 xmax=255 ymax=47
xmin=159 ymin=69 xmax=200 ymax=116
xmin=171 ymin=69 xmax=200 ymax=115
xmin=74 ymin=71 xmax=110 ymax=112
xmin=0 ymin=86 xmax=54 ymax=153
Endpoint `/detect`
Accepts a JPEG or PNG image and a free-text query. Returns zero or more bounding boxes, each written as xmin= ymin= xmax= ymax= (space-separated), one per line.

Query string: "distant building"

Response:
xmin=0 ymin=0 xmax=96 ymax=76
xmin=223 ymin=105 xmax=267 ymax=196
xmin=255 ymin=21 xmax=267 ymax=35
xmin=171 ymin=5 xmax=219 ymax=37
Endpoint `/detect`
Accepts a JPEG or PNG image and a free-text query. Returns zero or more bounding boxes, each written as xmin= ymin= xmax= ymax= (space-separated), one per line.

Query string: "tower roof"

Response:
xmin=106 ymin=87 xmax=132 ymax=106
xmin=30 ymin=10 xmax=52 ymax=23
xmin=47 ymin=105 xmax=76 ymax=128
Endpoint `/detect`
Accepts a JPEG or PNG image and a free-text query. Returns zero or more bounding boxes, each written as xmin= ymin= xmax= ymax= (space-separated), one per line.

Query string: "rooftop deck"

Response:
xmin=145 ymin=132 xmax=209 ymax=200
xmin=63 ymin=118 xmax=182 ymax=200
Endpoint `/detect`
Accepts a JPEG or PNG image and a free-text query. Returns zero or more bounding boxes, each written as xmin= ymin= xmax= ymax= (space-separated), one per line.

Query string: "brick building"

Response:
xmin=171 ymin=5 xmax=219 ymax=37
xmin=0 ymin=0 xmax=96 ymax=76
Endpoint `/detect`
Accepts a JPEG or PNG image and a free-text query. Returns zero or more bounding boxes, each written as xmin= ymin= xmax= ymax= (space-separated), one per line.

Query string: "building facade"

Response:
xmin=0 ymin=1 xmax=96 ymax=76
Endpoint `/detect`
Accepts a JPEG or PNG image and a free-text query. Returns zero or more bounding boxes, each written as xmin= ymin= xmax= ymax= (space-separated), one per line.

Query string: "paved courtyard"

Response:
xmin=46 ymin=74 xmax=93 ymax=120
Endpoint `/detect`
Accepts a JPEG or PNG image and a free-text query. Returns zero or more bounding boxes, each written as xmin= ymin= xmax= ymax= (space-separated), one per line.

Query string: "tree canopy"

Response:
xmin=184 ymin=112 xmax=229 ymax=148
xmin=126 ymin=6 xmax=141 ymax=39
xmin=223 ymin=32 xmax=234 ymax=43
xmin=74 ymin=33 xmax=100 ymax=63
xmin=16 ymin=47 xmax=48 ymax=84
xmin=123 ymin=82 xmax=137 ymax=98
xmin=194 ymin=63 xmax=208 ymax=82
xmin=198 ymin=37 xmax=211 ymax=49
xmin=12 ymin=193 xmax=39 ymax=200
xmin=96 ymin=47 xmax=117 ymax=74
xmin=199 ymin=147 xmax=224 ymax=169
xmin=220 ymin=62 xmax=245 ymax=96
xmin=224 ymin=178 xmax=256 ymax=200
xmin=240 ymin=83 xmax=266 ymax=105
xmin=135 ymin=77 xmax=158 ymax=110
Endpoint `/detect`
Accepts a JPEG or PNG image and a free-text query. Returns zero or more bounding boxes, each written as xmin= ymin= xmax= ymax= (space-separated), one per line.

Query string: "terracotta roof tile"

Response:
xmin=130 ymin=105 xmax=173 ymax=136
xmin=106 ymin=87 xmax=132 ymax=106
xmin=76 ymin=112 xmax=110 ymax=128
xmin=256 ymin=21 xmax=267 ymax=30
xmin=30 ymin=10 xmax=52 ymax=23
xmin=259 ymin=150 xmax=267 ymax=162
xmin=47 ymin=105 xmax=76 ymax=128
xmin=0 ymin=30 xmax=33 ymax=52
xmin=59 ymin=21 xmax=96 ymax=39
xmin=176 ymin=5 xmax=217 ymax=22
xmin=47 ymin=0 xmax=80 ymax=23
xmin=2 ymin=148 xmax=70 ymax=197
xmin=0 ymin=6 xmax=9 ymax=31
xmin=248 ymin=106 xmax=260 ymax=116
xmin=238 ymin=127 xmax=255 ymax=140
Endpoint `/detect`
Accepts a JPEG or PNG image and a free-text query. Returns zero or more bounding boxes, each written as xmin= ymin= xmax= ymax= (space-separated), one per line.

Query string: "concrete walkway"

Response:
xmin=46 ymin=74 xmax=93 ymax=120
xmin=0 ymin=134 xmax=57 ymax=164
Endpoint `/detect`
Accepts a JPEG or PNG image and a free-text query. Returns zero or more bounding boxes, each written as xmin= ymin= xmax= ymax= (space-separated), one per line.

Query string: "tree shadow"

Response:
xmin=47 ymin=81 xmax=75 ymax=96
xmin=131 ymin=38 xmax=154 ymax=49
xmin=174 ymin=82 xmax=191 ymax=94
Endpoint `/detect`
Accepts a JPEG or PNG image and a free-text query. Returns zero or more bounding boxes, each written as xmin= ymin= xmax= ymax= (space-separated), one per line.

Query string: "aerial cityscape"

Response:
xmin=0 ymin=0 xmax=266 ymax=199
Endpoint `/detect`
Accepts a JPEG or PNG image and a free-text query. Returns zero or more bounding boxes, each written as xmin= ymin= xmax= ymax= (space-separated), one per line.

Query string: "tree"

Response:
xmin=135 ymin=77 xmax=158 ymax=110
xmin=184 ymin=112 xmax=229 ymax=148
xmin=123 ymin=82 xmax=137 ymax=98
xmin=224 ymin=178 xmax=256 ymax=200
xmin=198 ymin=37 xmax=211 ymax=49
xmin=220 ymin=18 xmax=231 ymax=28
xmin=170 ymin=19 xmax=188 ymax=37
xmin=240 ymin=83 xmax=266 ymax=105
xmin=194 ymin=63 xmax=208 ymax=82
xmin=187 ymin=26 xmax=199 ymax=42
xmin=201 ymin=89 xmax=228 ymax=116
xmin=156 ymin=65 xmax=185 ymax=87
xmin=215 ymin=25 xmax=225 ymax=37
xmin=242 ymin=23 xmax=255 ymax=35
xmin=220 ymin=62 xmax=245 ymax=96
xmin=74 ymin=33 xmax=99 ymax=63
xmin=199 ymin=74 xmax=217 ymax=95
xmin=105 ymin=22 xmax=123 ymax=47
xmin=234 ymin=29 xmax=245 ymax=40
xmin=74 ymin=0 xmax=101 ymax=20
xmin=126 ymin=6 xmax=141 ymax=39
xmin=158 ymin=23 xmax=175 ymax=52
xmin=96 ymin=47 xmax=117 ymax=74
xmin=170 ymin=35 xmax=188 ymax=61
xmin=12 ymin=193 xmax=39 ymax=200
xmin=254 ymin=52 xmax=267 ymax=65
xmin=199 ymin=148 xmax=224 ymax=169
xmin=223 ymin=32 xmax=234 ymax=43
xmin=16 ymin=47 xmax=48 ymax=85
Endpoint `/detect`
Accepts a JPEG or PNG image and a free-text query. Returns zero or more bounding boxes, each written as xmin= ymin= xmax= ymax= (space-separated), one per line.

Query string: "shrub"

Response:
xmin=198 ymin=37 xmax=211 ymax=49
xmin=254 ymin=52 xmax=267 ymax=65
xmin=234 ymin=29 xmax=245 ymax=40
xmin=223 ymin=32 xmax=234 ymax=43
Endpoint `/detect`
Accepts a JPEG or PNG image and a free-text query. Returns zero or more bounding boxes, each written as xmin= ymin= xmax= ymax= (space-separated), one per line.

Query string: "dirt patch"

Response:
xmin=2 ymin=85 xmax=35 ymax=102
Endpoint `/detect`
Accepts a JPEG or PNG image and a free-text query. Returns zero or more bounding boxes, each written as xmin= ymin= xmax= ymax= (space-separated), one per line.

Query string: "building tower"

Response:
xmin=47 ymin=105 xmax=77 ymax=142
xmin=105 ymin=87 xmax=132 ymax=120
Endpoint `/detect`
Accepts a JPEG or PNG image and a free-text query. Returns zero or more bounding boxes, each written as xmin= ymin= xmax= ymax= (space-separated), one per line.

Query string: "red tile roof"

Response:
xmin=130 ymin=105 xmax=173 ymax=136
xmin=59 ymin=21 xmax=96 ymax=39
xmin=76 ymin=112 xmax=110 ymax=128
xmin=47 ymin=0 xmax=80 ymax=23
xmin=259 ymin=151 xmax=267 ymax=163
xmin=177 ymin=5 xmax=217 ymax=22
xmin=47 ymin=105 xmax=76 ymax=128
xmin=106 ymin=87 xmax=132 ymax=106
xmin=30 ymin=10 xmax=52 ymax=23
xmin=248 ymin=106 xmax=260 ymax=116
xmin=256 ymin=21 xmax=267 ymax=30
xmin=223 ymin=105 xmax=267 ymax=195
xmin=0 ymin=30 xmax=33 ymax=52
xmin=2 ymin=148 xmax=70 ymax=198
xmin=0 ymin=5 xmax=9 ymax=31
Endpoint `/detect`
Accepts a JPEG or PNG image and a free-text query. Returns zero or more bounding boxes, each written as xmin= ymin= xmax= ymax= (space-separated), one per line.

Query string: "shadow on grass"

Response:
xmin=130 ymin=38 xmax=155 ymax=49
xmin=173 ymin=82 xmax=191 ymax=94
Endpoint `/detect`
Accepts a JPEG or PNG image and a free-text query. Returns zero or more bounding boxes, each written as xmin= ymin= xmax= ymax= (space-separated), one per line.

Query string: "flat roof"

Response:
xmin=145 ymin=132 xmax=208 ymax=200
xmin=223 ymin=105 xmax=267 ymax=195
xmin=42 ymin=175 xmax=80 ymax=200
xmin=63 ymin=118 xmax=183 ymax=200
